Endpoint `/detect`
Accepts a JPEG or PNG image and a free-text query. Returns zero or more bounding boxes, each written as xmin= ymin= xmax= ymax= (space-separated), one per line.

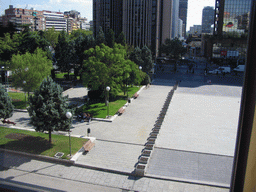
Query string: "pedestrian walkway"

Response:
xmin=1 ymin=80 xmax=241 ymax=190
xmin=146 ymin=83 xmax=242 ymax=187
xmin=0 ymin=152 xmax=229 ymax=192
xmin=73 ymin=84 xmax=174 ymax=173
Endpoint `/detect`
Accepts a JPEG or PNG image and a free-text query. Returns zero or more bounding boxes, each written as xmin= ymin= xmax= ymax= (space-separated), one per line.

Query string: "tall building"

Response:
xmin=179 ymin=0 xmax=188 ymax=38
xmin=201 ymin=6 xmax=214 ymax=33
xmin=189 ymin=25 xmax=202 ymax=35
xmin=214 ymin=0 xmax=251 ymax=36
xmin=171 ymin=0 xmax=180 ymax=38
xmin=93 ymin=0 xmax=178 ymax=57
xmin=0 ymin=5 xmax=91 ymax=33
xmin=202 ymin=0 xmax=252 ymax=59
xmin=43 ymin=10 xmax=67 ymax=31
xmin=1 ymin=5 xmax=45 ymax=31
xmin=93 ymin=0 xmax=123 ymax=39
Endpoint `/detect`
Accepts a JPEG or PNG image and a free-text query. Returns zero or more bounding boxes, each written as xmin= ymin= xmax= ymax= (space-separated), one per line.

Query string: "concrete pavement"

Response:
xmin=1 ymin=78 xmax=242 ymax=191
xmin=0 ymin=152 xmax=229 ymax=192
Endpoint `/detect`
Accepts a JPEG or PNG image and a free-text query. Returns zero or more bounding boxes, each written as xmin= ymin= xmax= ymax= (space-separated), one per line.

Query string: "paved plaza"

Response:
xmin=0 ymin=152 xmax=229 ymax=192
xmin=0 ymin=76 xmax=242 ymax=191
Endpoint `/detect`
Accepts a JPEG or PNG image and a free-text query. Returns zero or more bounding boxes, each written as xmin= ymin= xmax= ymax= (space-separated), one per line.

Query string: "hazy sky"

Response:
xmin=0 ymin=0 xmax=215 ymax=31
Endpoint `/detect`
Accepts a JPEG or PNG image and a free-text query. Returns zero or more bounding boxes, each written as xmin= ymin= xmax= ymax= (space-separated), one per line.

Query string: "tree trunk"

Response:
xmin=49 ymin=129 xmax=52 ymax=143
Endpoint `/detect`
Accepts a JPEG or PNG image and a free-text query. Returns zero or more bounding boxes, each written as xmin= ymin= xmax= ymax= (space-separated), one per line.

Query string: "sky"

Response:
xmin=0 ymin=0 xmax=215 ymax=31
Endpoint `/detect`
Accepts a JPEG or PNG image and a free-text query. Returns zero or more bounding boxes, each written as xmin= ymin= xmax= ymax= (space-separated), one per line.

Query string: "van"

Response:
xmin=233 ymin=65 xmax=245 ymax=72
xmin=219 ymin=67 xmax=231 ymax=73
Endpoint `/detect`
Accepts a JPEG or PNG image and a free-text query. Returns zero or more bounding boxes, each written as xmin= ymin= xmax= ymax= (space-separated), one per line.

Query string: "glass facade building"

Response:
xmin=214 ymin=0 xmax=251 ymax=36
xmin=211 ymin=0 xmax=252 ymax=59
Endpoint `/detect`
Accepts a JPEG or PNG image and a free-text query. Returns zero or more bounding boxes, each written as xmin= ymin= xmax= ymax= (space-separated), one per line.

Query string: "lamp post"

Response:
xmin=139 ymin=66 xmax=142 ymax=70
xmin=66 ymin=111 xmax=72 ymax=156
xmin=106 ymin=86 xmax=110 ymax=118
xmin=23 ymin=81 xmax=27 ymax=108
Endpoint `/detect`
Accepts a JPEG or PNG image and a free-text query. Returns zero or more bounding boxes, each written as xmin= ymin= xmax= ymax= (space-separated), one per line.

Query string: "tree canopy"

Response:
xmin=130 ymin=46 xmax=154 ymax=74
xmin=160 ymin=37 xmax=187 ymax=60
xmin=28 ymin=77 xmax=73 ymax=143
xmin=55 ymin=30 xmax=75 ymax=75
xmin=10 ymin=48 xmax=52 ymax=93
xmin=82 ymin=43 xmax=143 ymax=100
xmin=96 ymin=26 xmax=106 ymax=45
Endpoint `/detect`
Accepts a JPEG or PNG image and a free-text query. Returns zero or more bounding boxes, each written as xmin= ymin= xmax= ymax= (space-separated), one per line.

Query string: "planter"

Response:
xmin=142 ymin=149 xmax=152 ymax=157
xmin=135 ymin=164 xmax=146 ymax=176
xmin=145 ymin=144 xmax=154 ymax=150
xmin=139 ymin=156 xmax=149 ymax=164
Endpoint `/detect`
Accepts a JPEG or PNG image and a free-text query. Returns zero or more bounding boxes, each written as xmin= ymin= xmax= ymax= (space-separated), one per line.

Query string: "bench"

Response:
xmin=118 ymin=107 xmax=125 ymax=115
xmin=133 ymin=92 xmax=139 ymax=99
xmin=2 ymin=119 xmax=16 ymax=125
xmin=83 ymin=140 xmax=95 ymax=152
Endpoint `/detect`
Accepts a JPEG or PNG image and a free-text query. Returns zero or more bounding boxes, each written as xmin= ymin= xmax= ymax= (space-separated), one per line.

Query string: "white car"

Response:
xmin=209 ymin=67 xmax=231 ymax=74
xmin=208 ymin=69 xmax=222 ymax=74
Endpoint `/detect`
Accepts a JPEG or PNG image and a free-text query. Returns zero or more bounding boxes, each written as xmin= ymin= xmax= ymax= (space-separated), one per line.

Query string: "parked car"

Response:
xmin=233 ymin=65 xmax=245 ymax=72
xmin=209 ymin=67 xmax=231 ymax=74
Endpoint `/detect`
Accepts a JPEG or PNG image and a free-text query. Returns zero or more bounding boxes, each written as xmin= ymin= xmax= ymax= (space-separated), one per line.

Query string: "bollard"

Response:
xmin=87 ymin=128 xmax=91 ymax=137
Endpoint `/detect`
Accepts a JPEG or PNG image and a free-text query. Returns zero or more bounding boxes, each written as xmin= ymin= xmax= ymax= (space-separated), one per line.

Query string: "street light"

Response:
xmin=139 ymin=66 xmax=142 ymax=70
xmin=66 ymin=111 xmax=72 ymax=156
xmin=106 ymin=86 xmax=110 ymax=118
xmin=23 ymin=81 xmax=27 ymax=108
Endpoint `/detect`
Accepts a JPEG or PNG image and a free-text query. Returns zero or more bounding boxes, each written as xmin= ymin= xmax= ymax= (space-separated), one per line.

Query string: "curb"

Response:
xmin=144 ymin=174 xmax=230 ymax=189
xmin=0 ymin=148 xmax=75 ymax=166
xmin=0 ymin=148 xmax=230 ymax=189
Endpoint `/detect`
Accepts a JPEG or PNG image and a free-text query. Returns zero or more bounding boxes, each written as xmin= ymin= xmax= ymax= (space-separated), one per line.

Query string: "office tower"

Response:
xmin=202 ymin=6 xmax=214 ymax=33
xmin=179 ymin=0 xmax=188 ymax=38
xmin=122 ymin=0 xmax=153 ymax=47
xmin=93 ymin=0 xmax=123 ymax=39
xmin=172 ymin=0 xmax=180 ymax=38
xmin=214 ymin=0 xmax=251 ymax=36
xmin=93 ymin=0 xmax=177 ymax=57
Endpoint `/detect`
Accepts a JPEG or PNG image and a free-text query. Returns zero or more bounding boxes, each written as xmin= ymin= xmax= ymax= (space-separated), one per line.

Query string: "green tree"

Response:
xmin=28 ymin=77 xmax=73 ymax=143
xmin=73 ymin=34 xmax=95 ymax=78
xmin=44 ymin=27 xmax=59 ymax=49
xmin=141 ymin=46 xmax=154 ymax=74
xmin=0 ymin=84 xmax=14 ymax=120
xmin=116 ymin=31 xmax=126 ymax=46
xmin=69 ymin=29 xmax=93 ymax=40
xmin=160 ymin=37 xmax=186 ymax=61
xmin=160 ymin=37 xmax=186 ymax=71
xmin=10 ymin=48 xmax=52 ymax=94
xmin=129 ymin=47 xmax=143 ymax=67
xmin=82 ymin=43 xmax=142 ymax=102
xmin=106 ymin=29 xmax=115 ymax=48
xmin=96 ymin=26 xmax=106 ymax=45
xmin=0 ymin=33 xmax=21 ymax=65
xmin=129 ymin=46 xmax=154 ymax=74
xmin=55 ymin=30 xmax=75 ymax=78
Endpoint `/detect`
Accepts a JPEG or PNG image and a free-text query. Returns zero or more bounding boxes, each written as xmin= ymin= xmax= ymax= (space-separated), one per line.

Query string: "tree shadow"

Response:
xmin=1 ymin=133 xmax=54 ymax=154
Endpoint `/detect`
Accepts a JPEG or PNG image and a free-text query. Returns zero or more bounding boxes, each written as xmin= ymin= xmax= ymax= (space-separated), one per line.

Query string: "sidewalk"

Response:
xmin=0 ymin=152 xmax=229 ymax=192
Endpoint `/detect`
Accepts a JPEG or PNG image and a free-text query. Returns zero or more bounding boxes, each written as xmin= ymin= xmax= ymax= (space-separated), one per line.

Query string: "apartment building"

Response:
xmin=1 ymin=5 xmax=45 ymax=31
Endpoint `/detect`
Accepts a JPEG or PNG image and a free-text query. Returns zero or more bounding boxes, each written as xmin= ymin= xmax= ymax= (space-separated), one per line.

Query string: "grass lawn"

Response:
xmin=78 ymin=86 xmax=141 ymax=118
xmin=55 ymin=72 xmax=80 ymax=80
xmin=0 ymin=127 xmax=88 ymax=160
xmin=8 ymin=92 xmax=29 ymax=109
